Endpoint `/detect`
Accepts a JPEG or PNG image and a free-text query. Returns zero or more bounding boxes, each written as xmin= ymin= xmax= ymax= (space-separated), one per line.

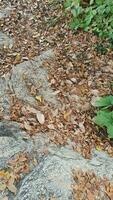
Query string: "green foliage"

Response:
xmin=64 ymin=0 xmax=113 ymax=41
xmin=93 ymin=96 xmax=113 ymax=138
xmin=95 ymin=43 xmax=108 ymax=55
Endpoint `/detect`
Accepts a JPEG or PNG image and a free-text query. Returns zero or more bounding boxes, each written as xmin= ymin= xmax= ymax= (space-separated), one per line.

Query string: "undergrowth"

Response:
xmin=64 ymin=0 xmax=113 ymax=42
xmin=93 ymin=96 xmax=113 ymax=139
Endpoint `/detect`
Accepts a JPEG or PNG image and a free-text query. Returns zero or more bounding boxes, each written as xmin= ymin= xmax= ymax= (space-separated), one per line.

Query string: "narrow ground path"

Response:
xmin=0 ymin=1 xmax=113 ymax=200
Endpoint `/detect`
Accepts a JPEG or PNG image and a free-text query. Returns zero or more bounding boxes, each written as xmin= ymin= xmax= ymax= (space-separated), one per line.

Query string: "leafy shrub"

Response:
xmin=64 ymin=0 xmax=113 ymax=41
xmin=93 ymin=96 xmax=113 ymax=138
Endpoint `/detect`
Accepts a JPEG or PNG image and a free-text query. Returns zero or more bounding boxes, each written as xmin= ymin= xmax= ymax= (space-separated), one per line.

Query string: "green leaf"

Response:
xmin=64 ymin=0 xmax=73 ymax=8
xmin=93 ymin=109 xmax=113 ymax=138
xmin=95 ymin=0 xmax=104 ymax=5
xmin=107 ymin=125 xmax=113 ymax=138
xmin=71 ymin=6 xmax=83 ymax=17
xmin=93 ymin=110 xmax=112 ymax=127
xmin=70 ymin=18 xmax=80 ymax=29
xmin=90 ymin=0 xmax=94 ymax=5
xmin=95 ymin=96 xmax=113 ymax=107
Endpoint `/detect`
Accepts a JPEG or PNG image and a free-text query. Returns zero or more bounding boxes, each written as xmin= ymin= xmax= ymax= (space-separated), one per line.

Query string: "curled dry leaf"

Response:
xmin=7 ymin=183 xmax=17 ymax=194
xmin=7 ymin=174 xmax=17 ymax=194
xmin=24 ymin=121 xmax=32 ymax=131
xmin=36 ymin=111 xmax=45 ymax=124
xmin=14 ymin=53 xmax=21 ymax=64
xmin=63 ymin=110 xmax=72 ymax=121
xmin=47 ymin=124 xmax=55 ymax=130
xmin=26 ymin=105 xmax=38 ymax=114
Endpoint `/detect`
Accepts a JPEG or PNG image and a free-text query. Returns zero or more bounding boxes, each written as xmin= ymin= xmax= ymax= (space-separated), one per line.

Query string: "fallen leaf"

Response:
xmin=14 ymin=53 xmax=21 ymax=63
xmin=47 ymin=124 xmax=55 ymax=130
xmin=24 ymin=122 xmax=32 ymax=131
xmin=26 ymin=105 xmax=38 ymax=114
xmin=36 ymin=111 xmax=45 ymax=124
xmin=87 ymin=190 xmax=95 ymax=200
xmin=0 ymin=170 xmax=6 ymax=177
xmin=36 ymin=95 xmax=43 ymax=103
xmin=7 ymin=183 xmax=17 ymax=194
xmin=0 ymin=183 xmax=7 ymax=191
xmin=96 ymin=146 xmax=102 ymax=151
xmin=63 ymin=110 xmax=72 ymax=121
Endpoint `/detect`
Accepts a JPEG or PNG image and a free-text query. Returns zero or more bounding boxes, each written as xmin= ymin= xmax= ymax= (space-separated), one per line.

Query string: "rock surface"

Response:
xmin=0 ymin=31 xmax=13 ymax=49
xmin=0 ymin=50 xmax=59 ymax=117
xmin=1 ymin=121 xmax=113 ymax=200
xmin=0 ymin=6 xmax=12 ymax=19
xmin=0 ymin=121 xmax=33 ymax=169
xmin=15 ymin=145 xmax=113 ymax=200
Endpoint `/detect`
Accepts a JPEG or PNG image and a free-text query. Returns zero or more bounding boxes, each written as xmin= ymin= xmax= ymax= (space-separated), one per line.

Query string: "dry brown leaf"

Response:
xmin=36 ymin=111 xmax=45 ymax=124
xmin=87 ymin=190 xmax=95 ymax=200
xmin=24 ymin=121 xmax=32 ymax=131
xmin=47 ymin=124 xmax=55 ymax=130
xmin=18 ymin=154 xmax=27 ymax=162
xmin=7 ymin=183 xmax=17 ymax=194
xmin=63 ymin=110 xmax=72 ymax=121
xmin=26 ymin=105 xmax=38 ymax=114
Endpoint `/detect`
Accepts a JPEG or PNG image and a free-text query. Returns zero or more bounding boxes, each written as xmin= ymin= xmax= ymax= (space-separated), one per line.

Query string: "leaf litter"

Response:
xmin=1 ymin=0 xmax=113 ymax=199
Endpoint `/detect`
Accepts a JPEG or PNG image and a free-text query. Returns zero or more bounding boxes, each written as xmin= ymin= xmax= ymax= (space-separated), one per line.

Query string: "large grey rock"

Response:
xmin=0 ymin=50 xmax=59 ymax=117
xmin=15 ymin=144 xmax=113 ymax=200
xmin=0 ymin=31 xmax=13 ymax=49
xmin=0 ymin=121 xmax=33 ymax=169
xmin=9 ymin=50 xmax=58 ymax=106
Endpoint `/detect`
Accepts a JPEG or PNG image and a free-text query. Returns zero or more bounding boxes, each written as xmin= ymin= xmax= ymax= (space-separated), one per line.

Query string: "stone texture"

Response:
xmin=0 ymin=50 xmax=59 ymax=117
xmin=0 ymin=6 xmax=12 ymax=19
xmin=0 ymin=121 xmax=33 ymax=169
xmin=15 ymin=144 xmax=113 ymax=200
xmin=9 ymin=50 xmax=58 ymax=106
xmin=0 ymin=31 xmax=13 ymax=49
xmin=0 ymin=122 xmax=113 ymax=199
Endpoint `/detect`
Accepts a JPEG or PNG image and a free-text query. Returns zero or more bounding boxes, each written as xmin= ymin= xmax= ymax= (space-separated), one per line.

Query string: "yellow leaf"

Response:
xmin=35 ymin=95 xmax=43 ymax=103
xmin=0 ymin=170 xmax=6 ymax=177
xmin=96 ymin=146 xmax=102 ymax=151
xmin=14 ymin=53 xmax=21 ymax=62
xmin=63 ymin=110 xmax=72 ymax=121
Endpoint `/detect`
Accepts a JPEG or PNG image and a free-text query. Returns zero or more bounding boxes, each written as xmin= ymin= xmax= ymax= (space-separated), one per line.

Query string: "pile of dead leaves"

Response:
xmin=72 ymin=170 xmax=113 ymax=200
xmin=0 ymin=153 xmax=30 ymax=196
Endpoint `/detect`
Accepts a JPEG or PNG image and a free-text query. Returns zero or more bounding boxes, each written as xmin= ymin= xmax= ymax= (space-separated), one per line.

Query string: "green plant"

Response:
xmin=93 ymin=95 xmax=113 ymax=138
xmin=95 ymin=43 xmax=108 ymax=55
xmin=64 ymin=0 xmax=113 ymax=41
